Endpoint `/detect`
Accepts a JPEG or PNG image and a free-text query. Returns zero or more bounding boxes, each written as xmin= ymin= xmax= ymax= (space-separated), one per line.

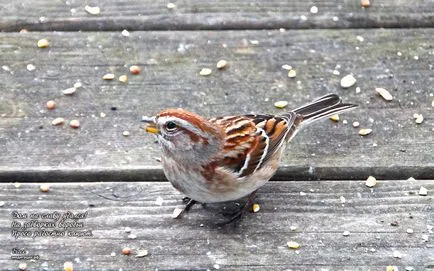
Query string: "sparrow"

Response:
xmin=142 ymin=94 xmax=357 ymax=223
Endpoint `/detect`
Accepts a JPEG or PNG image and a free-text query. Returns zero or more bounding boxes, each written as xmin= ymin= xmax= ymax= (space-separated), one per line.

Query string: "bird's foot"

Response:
xmin=215 ymin=190 xmax=258 ymax=226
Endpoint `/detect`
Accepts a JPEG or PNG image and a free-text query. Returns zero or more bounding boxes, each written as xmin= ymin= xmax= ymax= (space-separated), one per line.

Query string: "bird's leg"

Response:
xmin=217 ymin=190 xmax=258 ymax=225
xmin=175 ymin=197 xmax=206 ymax=218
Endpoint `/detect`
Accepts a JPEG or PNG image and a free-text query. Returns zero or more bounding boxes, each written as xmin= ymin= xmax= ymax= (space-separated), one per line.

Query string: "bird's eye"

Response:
xmin=165 ymin=121 xmax=178 ymax=132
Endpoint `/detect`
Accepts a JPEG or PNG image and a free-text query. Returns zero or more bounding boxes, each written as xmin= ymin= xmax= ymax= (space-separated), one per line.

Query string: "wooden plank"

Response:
xmin=0 ymin=0 xmax=433 ymax=31
xmin=0 ymin=29 xmax=433 ymax=181
xmin=0 ymin=180 xmax=433 ymax=270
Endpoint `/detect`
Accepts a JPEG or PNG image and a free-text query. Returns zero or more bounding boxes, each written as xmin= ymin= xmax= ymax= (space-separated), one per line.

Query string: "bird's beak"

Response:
xmin=141 ymin=116 xmax=160 ymax=134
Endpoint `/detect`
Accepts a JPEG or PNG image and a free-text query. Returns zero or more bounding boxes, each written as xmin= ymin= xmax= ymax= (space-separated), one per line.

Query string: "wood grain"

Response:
xmin=0 ymin=0 xmax=433 ymax=31
xmin=1 ymin=29 xmax=433 ymax=181
xmin=0 ymin=180 xmax=432 ymax=270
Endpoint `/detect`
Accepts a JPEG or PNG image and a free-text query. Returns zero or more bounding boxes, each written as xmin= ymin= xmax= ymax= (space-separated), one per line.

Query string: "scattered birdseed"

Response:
xmin=397 ymin=51 xmax=402 ymax=56
xmin=340 ymin=196 xmax=346 ymax=203
xmin=63 ymin=261 xmax=73 ymax=271
xmin=287 ymin=69 xmax=297 ymax=78
xmin=422 ymin=234 xmax=429 ymax=242
xmin=413 ymin=114 xmax=424 ymax=124
xmin=375 ymin=88 xmax=393 ymax=101
xmin=119 ymin=75 xmax=128 ymax=83
xmin=129 ymin=65 xmax=141 ymax=75
xmin=135 ymin=249 xmax=148 ymax=258
xmin=352 ymin=121 xmax=360 ymax=128
xmin=46 ymin=100 xmax=56 ymax=110
xmin=393 ymin=251 xmax=402 ymax=259
xmin=100 ymin=112 xmax=106 ymax=118
xmin=340 ymin=74 xmax=357 ymax=88
xmin=37 ymin=38 xmax=49 ymax=48
xmin=359 ymin=128 xmax=372 ymax=136
xmin=18 ymin=263 xmax=27 ymax=270
xmin=343 ymin=231 xmax=350 ymax=236
xmin=356 ymin=87 xmax=361 ymax=93
xmin=287 ymin=241 xmax=300 ymax=249
xmin=329 ymin=114 xmax=339 ymax=122
xmin=274 ymin=101 xmax=288 ymax=109
xmin=407 ymin=177 xmax=416 ymax=182
xmin=300 ymin=15 xmax=307 ymax=21
xmin=122 ymin=247 xmax=131 ymax=255
xmin=69 ymin=120 xmax=80 ymax=129
xmin=342 ymin=120 xmax=348 ymax=124
xmin=52 ymin=117 xmax=65 ymax=126
xmin=216 ymin=60 xmax=228 ymax=69
xmin=110 ymin=252 xmax=116 ymax=257
xmin=14 ymin=182 xmax=21 ymax=188
xmin=406 ymin=228 xmax=414 ymax=234
xmin=356 ymin=36 xmax=365 ymax=42
xmin=332 ymin=70 xmax=340 ymax=75
xmin=386 ymin=266 xmax=398 ymax=271
xmin=214 ymin=264 xmax=220 ymax=270
xmin=172 ymin=208 xmax=183 ymax=218
xmin=431 ymin=100 xmax=434 ymax=107
xmin=40 ymin=184 xmax=49 ymax=192
xmin=361 ymin=0 xmax=370 ymax=7
xmin=405 ymin=267 xmax=414 ymax=271
xmin=26 ymin=64 xmax=36 ymax=71
xmin=252 ymin=203 xmax=260 ymax=213
xmin=413 ymin=55 xmax=419 ymax=60
xmin=199 ymin=68 xmax=212 ymax=76
xmin=166 ymin=2 xmax=176 ymax=9
xmin=73 ymin=82 xmax=82 ymax=88
xmin=332 ymin=16 xmax=339 ymax=22
xmin=365 ymin=176 xmax=377 ymax=187
xmin=103 ymin=73 xmax=115 ymax=80
xmin=85 ymin=5 xmax=100 ymax=15
xmin=0 ymin=201 xmax=5 ymax=207
xmin=121 ymin=29 xmax=130 ymax=37
xmin=299 ymin=191 xmax=306 ymax=196
xmin=310 ymin=6 xmax=318 ymax=14
xmin=418 ymin=186 xmax=428 ymax=196
xmin=62 ymin=87 xmax=77 ymax=95
xmin=127 ymin=233 xmax=137 ymax=239
xmin=155 ymin=196 xmax=164 ymax=206
xmin=290 ymin=226 xmax=297 ymax=231
xmin=282 ymin=64 xmax=293 ymax=70
xmin=124 ymin=227 xmax=131 ymax=233
xmin=250 ymin=40 xmax=259 ymax=45
xmin=122 ymin=131 xmax=130 ymax=137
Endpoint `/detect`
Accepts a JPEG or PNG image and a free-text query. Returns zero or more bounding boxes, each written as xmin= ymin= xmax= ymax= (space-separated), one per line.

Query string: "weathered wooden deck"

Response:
xmin=0 ymin=1 xmax=433 ymax=270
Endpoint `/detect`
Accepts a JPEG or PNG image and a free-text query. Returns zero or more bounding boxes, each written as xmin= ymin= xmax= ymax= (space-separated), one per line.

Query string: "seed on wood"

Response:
xmin=73 ymin=82 xmax=82 ymax=88
xmin=342 ymin=120 xmax=348 ymax=124
xmin=406 ymin=228 xmax=414 ymax=234
xmin=119 ymin=75 xmax=128 ymax=83
xmin=63 ymin=261 xmax=73 ymax=271
xmin=69 ymin=120 xmax=80 ymax=129
xmin=329 ymin=115 xmax=339 ymax=122
xmin=135 ymin=249 xmax=149 ymax=258
xmin=340 ymin=74 xmax=357 ymax=88
xmin=287 ymin=241 xmax=300 ymax=249
xmin=332 ymin=70 xmax=340 ymax=75
xmin=52 ymin=117 xmax=65 ymax=126
xmin=127 ymin=233 xmax=137 ymax=239
xmin=340 ymin=196 xmax=346 ymax=203
xmin=393 ymin=251 xmax=402 ymax=259
xmin=121 ymin=29 xmax=130 ymax=37
xmin=287 ymin=69 xmax=297 ymax=78
xmin=110 ymin=252 xmax=116 ymax=257
xmin=172 ymin=208 xmax=183 ymax=218
xmin=375 ymin=88 xmax=393 ymax=101
xmin=46 ymin=100 xmax=56 ymax=110
xmin=19 ymin=263 xmax=27 ymax=270
xmin=418 ymin=186 xmax=428 ymax=196
xmin=122 ymin=131 xmax=130 ymax=137
xmin=199 ymin=68 xmax=212 ymax=76
xmin=26 ymin=64 xmax=36 ymax=71
xmin=37 ymin=38 xmax=49 ymax=48
xmin=39 ymin=184 xmax=50 ymax=192
xmin=290 ymin=225 xmax=297 ymax=231
xmin=85 ymin=5 xmax=100 ymax=15
xmin=413 ymin=113 xmax=424 ymax=124
xmin=352 ymin=121 xmax=360 ymax=128
xmin=343 ymin=231 xmax=350 ymax=236
xmin=431 ymin=100 xmax=434 ymax=107
xmin=166 ymin=3 xmax=176 ymax=9
xmin=252 ymin=203 xmax=260 ymax=213
xmin=356 ymin=36 xmax=365 ymax=42
xmin=274 ymin=101 xmax=288 ymax=109
xmin=100 ymin=112 xmax=106 ymax=118
xmin=62 ymin=87 xmax=77 ymax=95
xmin=216 ymin=60 xmax=228 ymax=69
xmin=129 ymin=65 xmax=141 ymax=75
xmin=310 ymin=6 xmax=318 ymax=14
xmin=359 ymin=128 xmax=372 ymax=136
xmin=0 ymin=201 xmax=5 ymax=207
xmin=361 ymin=0 xmax=370 ymax=7
xmin=122 ymin=247 xmax=131 ymax=255
xmin=282 ymin=64 xmax=292 ymax=70
xmin=102 ymin=73 xmax=115 ymax=80
xmin=365 ymin=176 xmax=377 ymax=187
xmin=386 ymin=266 xmax=398 ymax=271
